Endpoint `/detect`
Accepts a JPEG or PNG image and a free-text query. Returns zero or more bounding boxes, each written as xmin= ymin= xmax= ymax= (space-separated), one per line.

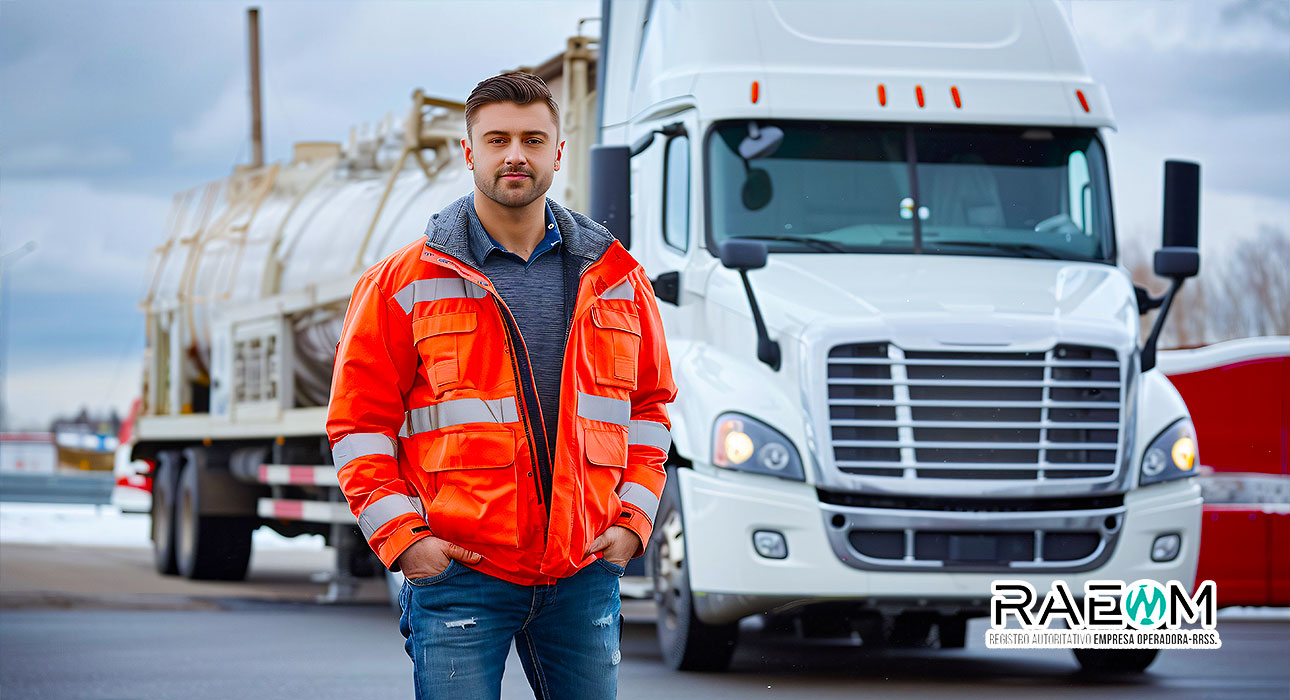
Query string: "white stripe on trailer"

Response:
xmin=257 ymin=498 xmax=354 ymax=525
xmin=257 ymin=464 xmax=339 ymax=486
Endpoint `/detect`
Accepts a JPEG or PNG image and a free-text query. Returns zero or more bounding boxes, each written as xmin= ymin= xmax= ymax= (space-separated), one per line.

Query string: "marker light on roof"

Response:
xmin=877 ymin=84 xmax=887 ymax=106
xmin=751 ymin=81 xmax=760 ymax=104
xmin=915 ymin=85 xmax=925 ymax=108
xmin=951 ymin=86 xmax=962 ymax=109
xmin=1076 ymin=89 xmax=1090 ymax=113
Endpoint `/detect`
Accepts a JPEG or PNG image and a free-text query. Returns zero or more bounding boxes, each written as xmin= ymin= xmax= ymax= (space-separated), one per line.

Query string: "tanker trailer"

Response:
xmin=129 ymin=37 xmax=599 ymax=602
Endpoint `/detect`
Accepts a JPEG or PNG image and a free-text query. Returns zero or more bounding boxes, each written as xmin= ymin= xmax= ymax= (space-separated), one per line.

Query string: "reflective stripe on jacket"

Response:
xmin=326 ymin=195 xmax=677 ymax=585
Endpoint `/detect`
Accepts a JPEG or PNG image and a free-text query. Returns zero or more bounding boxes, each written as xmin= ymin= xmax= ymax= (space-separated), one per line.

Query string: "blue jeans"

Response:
xmin=398 ymin=557 xmax=624 ymax=700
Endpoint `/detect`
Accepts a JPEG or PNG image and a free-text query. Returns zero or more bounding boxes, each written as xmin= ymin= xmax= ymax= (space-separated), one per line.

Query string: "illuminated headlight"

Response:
xmin=712 ymin=413 xmax=804 ymax=481
xmin=1139 ymin=419 xmax=1198 ymax=486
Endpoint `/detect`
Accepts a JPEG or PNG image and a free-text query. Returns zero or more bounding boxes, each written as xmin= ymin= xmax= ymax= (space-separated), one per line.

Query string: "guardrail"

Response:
xmin=0 ymin=472 xmax=115 ymax=505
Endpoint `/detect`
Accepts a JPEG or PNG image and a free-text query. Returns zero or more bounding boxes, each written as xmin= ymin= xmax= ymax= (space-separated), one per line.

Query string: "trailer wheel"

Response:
xmin=1073 ymin=648 xmax=1159 ymax=674
xmin=151 ymin=451 xmax=181 ymax=575
xmin=647 ymin=472 xmax=738 ymax=671
xmin=175 ymin=456 xmax=253 ymax=581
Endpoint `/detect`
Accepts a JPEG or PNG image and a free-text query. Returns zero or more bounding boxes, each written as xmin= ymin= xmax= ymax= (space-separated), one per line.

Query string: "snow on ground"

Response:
xmin=0 ymin=502 xmax=325 ymax=550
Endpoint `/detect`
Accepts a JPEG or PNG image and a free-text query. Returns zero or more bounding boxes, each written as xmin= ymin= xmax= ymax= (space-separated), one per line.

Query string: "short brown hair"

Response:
xmin=465 ymin=72 xmax=560 ymax=139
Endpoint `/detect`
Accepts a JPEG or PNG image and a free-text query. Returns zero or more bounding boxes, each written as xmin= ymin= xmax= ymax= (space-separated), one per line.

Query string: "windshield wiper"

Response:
xmin=732 ymin=234 xmax=848 ymax=253
xmin=926 ymin=240 xmax=1062 ymax=260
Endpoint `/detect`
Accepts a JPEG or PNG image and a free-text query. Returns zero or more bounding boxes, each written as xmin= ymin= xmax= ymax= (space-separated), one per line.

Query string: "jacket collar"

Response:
xmin=423 ymin=193 xmax=615 ymax=271
xmin=463 ymin=195 xmax=561 ymax=269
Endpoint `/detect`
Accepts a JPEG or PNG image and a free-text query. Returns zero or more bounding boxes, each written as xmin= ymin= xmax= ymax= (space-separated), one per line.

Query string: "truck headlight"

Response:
xmin=712 ymin=413 xmax=804 ymax=481
xmin=1139 ymin=419 xmax=1198 ymax=486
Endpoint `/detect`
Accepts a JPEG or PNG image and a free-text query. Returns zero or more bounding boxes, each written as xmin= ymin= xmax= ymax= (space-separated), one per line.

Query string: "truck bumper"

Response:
xmin=678 ymin=468 xmax=1202 ymax=624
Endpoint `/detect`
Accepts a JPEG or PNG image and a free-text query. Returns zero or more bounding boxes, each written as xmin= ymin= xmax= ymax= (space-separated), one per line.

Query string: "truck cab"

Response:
xmin=592 ymin=0 xmax=1204 ymax=672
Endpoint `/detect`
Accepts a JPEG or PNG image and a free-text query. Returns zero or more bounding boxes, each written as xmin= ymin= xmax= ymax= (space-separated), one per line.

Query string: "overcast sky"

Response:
xmin=1 ymin=0 xmax=1287 ymax=430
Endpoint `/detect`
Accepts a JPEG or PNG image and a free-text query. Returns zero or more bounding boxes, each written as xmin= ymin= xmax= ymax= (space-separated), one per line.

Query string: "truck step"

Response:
xmin=257 ymin=498 xmax=354 ymax=525
xmin=257 ymin=464 xmax=339 ymax=486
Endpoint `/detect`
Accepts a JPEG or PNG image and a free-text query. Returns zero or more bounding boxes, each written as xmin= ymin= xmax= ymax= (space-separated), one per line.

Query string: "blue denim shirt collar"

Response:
xmin=465 ymin=194 xmax=561 ymax=269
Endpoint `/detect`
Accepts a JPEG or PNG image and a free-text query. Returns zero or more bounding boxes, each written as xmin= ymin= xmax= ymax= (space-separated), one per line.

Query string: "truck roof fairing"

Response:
xmin=602 ymin=0 xmax=1114 ymax=130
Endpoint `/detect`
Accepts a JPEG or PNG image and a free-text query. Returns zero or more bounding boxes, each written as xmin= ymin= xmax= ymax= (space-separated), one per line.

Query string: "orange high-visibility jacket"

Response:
xmin=327 ymin=195 xmax=677 ymax=585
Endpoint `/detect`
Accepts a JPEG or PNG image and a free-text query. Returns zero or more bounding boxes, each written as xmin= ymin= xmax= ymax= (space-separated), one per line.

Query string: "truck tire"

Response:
xmin=175 ymin=455 xmax=253 ymax=581
xmin=151 ymin=451 xmax=181 ymax=575
xmin=647 ymin=472 xmax=738 ymax=671
xmin=1073 ymin=648 xmax=1159 ymax=674
xmin=936 ymin=614 xmax=969 ymax=649
xmin=887 ymin=612 xmax=936 ymax=648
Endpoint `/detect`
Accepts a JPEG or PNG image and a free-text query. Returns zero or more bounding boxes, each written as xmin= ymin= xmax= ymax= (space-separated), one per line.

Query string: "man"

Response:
xmin=327 ymin=72 xmax=676 ymax=699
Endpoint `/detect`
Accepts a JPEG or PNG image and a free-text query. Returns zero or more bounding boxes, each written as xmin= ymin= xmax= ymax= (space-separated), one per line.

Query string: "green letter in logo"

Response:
xmin=1123 ymin=579 xmax=1168 ymax=629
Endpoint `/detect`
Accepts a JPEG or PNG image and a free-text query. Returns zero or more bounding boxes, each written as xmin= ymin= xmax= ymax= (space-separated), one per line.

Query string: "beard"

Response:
xmin=475 ymin=164 xmax=552 ymax=209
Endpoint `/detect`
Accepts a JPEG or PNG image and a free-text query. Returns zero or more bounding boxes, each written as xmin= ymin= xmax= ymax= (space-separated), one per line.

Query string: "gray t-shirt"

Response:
xmin=464 ymin=197 xmax=568 ymax=455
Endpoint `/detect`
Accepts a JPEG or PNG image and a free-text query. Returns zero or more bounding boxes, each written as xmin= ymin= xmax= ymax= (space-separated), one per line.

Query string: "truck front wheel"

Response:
xmin=647 ymin=473 xmax=739 ymax=671
xmin=1073 ymin=648 xmax=1159 ymax=674
xmin=175 ymin=454 xmax=253 ymax=581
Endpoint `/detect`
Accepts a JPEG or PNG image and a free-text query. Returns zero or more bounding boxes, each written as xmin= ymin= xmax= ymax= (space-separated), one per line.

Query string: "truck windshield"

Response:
xmin=708 ymin=121 xmax=1113 ymax=261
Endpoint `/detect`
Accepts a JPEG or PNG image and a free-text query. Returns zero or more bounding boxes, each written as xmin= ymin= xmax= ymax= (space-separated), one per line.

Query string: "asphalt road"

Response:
xmin=1 ymin=542 xmax=1287 ymax=699
xmin=1 ymin=602 xmax=1287 ymax=700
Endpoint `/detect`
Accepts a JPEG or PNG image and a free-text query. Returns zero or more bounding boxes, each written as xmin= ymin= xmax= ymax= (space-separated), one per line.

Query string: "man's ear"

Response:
xmin=554 ymin=139 xmax=566 ymax=172
xmin=461 ymin=138 xmax=473 ymax=170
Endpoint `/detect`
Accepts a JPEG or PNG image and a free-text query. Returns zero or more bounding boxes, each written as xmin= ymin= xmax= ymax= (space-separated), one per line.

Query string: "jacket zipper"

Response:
xmin=493 ymin=296 xmax=554 ymax=522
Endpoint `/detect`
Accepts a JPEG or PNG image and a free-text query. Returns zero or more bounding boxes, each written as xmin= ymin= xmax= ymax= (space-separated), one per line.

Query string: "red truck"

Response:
xmin=1161 ymin=336 xmax=1289 ymax=606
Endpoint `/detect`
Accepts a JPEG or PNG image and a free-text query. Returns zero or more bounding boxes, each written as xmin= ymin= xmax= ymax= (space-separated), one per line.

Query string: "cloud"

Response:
xmin=1067 ymin=0 xmax=1290 ymax=54
xmin=1 ymin=177 xmax=162 ymax=430
xmin=169 ymin=77 xmax=252 ymax=166
xmin=167 ymin=1 xmax=598 ymax=168
xmin=1 ymin=178 xmax=172 ymax=298
xmin=1062 ymin=0 xmax=1290 ymax=265
xmin=2 ymin=356 xmax=143 ymax=431
xmin=4 ymin=141 xmax=133 ymax=173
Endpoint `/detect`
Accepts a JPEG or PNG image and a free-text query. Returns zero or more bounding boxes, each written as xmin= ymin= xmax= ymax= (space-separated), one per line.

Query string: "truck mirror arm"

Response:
xmin=1134 ymin=286 xmax=1163 ymax=314
xmin=1140 ymin=276 xmax=1186 ymax=373
xmin=737 ymin=269 xmax=781 ymax=371
xmin=631 ymin=122 xmax=686 ymax=157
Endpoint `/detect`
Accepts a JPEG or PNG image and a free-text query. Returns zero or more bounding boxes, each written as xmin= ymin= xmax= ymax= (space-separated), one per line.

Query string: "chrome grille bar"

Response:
xmin=825 ymin=342 xmax=1124 ymax=482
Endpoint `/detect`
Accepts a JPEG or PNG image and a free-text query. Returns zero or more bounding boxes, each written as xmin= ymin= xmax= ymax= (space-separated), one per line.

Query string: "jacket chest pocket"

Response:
xmin=590 ymin=307 xmax=641 ymax=391
xmin=413 ymin=312 xmax=477 ymax=395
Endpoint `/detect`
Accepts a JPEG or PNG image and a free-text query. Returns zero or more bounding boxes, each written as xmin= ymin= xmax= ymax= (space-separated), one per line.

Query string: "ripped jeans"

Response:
xmin=398 ymin=557 xmax=624 ymax=700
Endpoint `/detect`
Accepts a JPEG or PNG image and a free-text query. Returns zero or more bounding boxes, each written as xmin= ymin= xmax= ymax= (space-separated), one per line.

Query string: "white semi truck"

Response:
xmin=132 ymin=0 xmax=1203 ymax=674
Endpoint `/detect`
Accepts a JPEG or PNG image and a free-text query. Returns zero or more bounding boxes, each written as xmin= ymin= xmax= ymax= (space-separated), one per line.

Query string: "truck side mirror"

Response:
xmin=1155 ymin=160 xmax=1200 ymax=279
xmin=1161 ymin=160 xmax=1200 ymax=249
xmin=1154 ymin=249 xmax=1199 ymax=278
xmin=1142 ymin=160 xmax=1202 ymax=372
xmin=717 ymin=239 xmax=779 ymax=370
xmin=718 ymin=239 xmax=769 ymax=271
xmin=589 ymin=144 xmax=631 ymax=249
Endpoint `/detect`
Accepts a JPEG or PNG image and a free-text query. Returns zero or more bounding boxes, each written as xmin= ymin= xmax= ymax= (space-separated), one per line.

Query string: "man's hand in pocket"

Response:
xmin=396 ymin=536 xmax=482 ymax=578
xmin=586 ymin=525 xmax=641 ymax=568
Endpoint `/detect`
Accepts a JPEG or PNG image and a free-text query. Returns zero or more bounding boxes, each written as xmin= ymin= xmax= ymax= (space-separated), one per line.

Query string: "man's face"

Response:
xmin=464 ymin=101 xmax=563 ymax=209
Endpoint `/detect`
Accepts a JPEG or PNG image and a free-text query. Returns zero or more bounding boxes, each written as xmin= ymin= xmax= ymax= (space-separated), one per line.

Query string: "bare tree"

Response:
xmin=1123 ymin=227 xmax=1290 ymax=348
xmin=1228 ymin=227 xmax=1290 ymax=336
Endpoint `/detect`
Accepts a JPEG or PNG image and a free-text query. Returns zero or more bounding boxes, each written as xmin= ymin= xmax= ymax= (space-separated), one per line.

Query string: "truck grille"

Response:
xmin=826 ymin=342 xmax=1122 ymax=481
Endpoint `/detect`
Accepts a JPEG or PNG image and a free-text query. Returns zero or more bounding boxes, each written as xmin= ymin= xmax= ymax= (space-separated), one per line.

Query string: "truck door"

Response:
xmin=630 ymin=110 xmax=699 ymax=332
